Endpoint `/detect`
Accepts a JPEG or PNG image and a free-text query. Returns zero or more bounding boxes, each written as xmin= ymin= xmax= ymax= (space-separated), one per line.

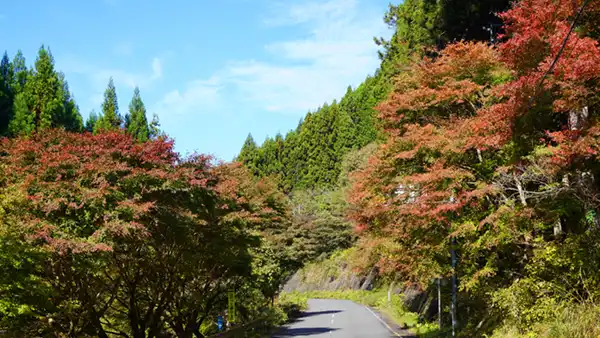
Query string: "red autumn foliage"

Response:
xmin=378 ymin=41 xmax=501 ymax=131
xmin=467 ymin=0 xmax=600 ymax=149
xmin=0 ymin=129 xmax=225 ymax=254
xmin=347 ymin=0 xmax=600 ymax=285
xmin=349 ymin=41 xmax=501 ymax=235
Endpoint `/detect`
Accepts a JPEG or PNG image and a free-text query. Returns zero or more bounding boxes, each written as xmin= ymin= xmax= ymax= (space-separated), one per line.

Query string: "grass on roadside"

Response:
xmin=276 ymin=291 xmax=309 ymax=319
xmin=490 ymin=302 xmax=600 ymax=338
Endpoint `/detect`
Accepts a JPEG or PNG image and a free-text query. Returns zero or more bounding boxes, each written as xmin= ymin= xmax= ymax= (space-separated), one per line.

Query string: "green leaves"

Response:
xmin=8 ymin=93 xmax=34 ymax=136
xmin=0 ymin=46 xmax=83 ymax=137
xmin=237 ymin=81 xmax=384 ymax=192
xmin=125 ymin=87 xmax=150 ymax=142
xmin=94 ymin=77 xmax=120 ymax=133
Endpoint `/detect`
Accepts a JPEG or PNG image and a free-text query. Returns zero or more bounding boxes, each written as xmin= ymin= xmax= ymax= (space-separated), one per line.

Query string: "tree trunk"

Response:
xmin=568 ymin=106 xmax=589 ymax=131
xmin=553 ymin=217 xmax=563 ymax=237
xmin=514 ymin=172 xmax=527 ymax=207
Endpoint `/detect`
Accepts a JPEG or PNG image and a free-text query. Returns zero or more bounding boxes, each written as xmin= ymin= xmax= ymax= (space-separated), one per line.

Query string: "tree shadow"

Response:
xmin=298 ymin=310 xmax=343 ymax=318
xmin=271 ymin=327 xmax=339 ymax=337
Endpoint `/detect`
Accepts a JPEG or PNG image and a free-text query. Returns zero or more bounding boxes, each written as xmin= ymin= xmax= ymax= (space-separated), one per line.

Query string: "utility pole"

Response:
xmin=449 ymin=192 xmax=457 ymax=337
xmin=451 ymin=237 xmax=457 ymax=337
xmin=437 ymin=278 xmax=442 ymax=329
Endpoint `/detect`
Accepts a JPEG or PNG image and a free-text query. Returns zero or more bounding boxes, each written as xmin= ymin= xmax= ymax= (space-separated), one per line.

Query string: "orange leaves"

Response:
xmin=463 ymin=101 xmax=518 ymax=149
xmin=0 ymin=130 xmax=286 ymax=256
xmin=545 ymin=126 xmax=600 ymax=167
xmin=348 ymin=42 xmax=509 ymax=279
xmin=459 ymin=0 xmax=600 ymax=152
xmin=0 ymin=129 xmax=217 ymax=254
xmin=378 ymin=42 xmax=502 ymax=131
xmin=348 ymin=0 xmax=600 ymax=291
xmin=500 ymin=0 xmax=600 ymax=110
xmin=499 ymin=0 xmax=581 ymax=68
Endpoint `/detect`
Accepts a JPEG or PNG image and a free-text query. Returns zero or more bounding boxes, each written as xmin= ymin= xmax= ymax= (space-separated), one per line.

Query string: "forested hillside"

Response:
xmin=237 ymin=0 xmax=510 ymax=192
xmin=239 ymin=0 xmax=600 ymax=337
xmin=236 ymin=0 xmax=513 ymax=288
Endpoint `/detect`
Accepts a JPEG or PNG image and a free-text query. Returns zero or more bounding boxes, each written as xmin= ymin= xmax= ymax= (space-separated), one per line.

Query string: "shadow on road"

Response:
xmin=298 ymin=310 xmax=342 ymax=318
xmin=271 ymin=327 xmax=339 ymax=337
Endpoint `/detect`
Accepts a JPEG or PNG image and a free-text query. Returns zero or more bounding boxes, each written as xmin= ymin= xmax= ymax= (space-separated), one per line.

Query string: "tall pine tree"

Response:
xmin=85 ymin=110 xmax=98 ymax=133
xmin=332 ymin=103 xmax=355 ymax=167
xmin=29 ymin=45 xmax=63 ymax=131
xmin=125 ymin=86 xmax=150 ymax=142
xmin=0 ymin=52 xmax=12 ymax=135
xmin=8 ymin=93 xmax=33 ymax=136
xmin=10 ymin=50 xmax=28 ymax=95
xmin=148 ymin=113 xmax=162 ymax=139
xmin=237 ymin=133 xmax=260 ymax=175
xmin=9 ymin=45 xmax=74 ymax=135
xmin=55 ymin=72 xmax=83 ymax=132
xmin=94 ymin=77 xmax=120 ymax=133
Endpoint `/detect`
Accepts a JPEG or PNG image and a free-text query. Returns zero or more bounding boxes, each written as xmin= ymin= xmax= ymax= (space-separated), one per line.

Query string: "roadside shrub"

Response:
xmin=491 ymin=302 xmax=600 ymax=338
xmin=277 ymin=292 xmax=309 ymax=318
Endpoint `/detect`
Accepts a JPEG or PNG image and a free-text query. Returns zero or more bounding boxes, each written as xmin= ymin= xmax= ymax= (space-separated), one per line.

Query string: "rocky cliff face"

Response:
xmin=283 ymin=265 xmax=377 ymax=293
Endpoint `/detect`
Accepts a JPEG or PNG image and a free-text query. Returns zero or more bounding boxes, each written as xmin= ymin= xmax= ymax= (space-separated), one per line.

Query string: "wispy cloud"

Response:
xmin=157 ymin=0 xmax=388 ymax=117
xmin=113 ymin=43 xmax=133 ymax=57
xmin=59 ymin=56 xmax=163 ymax=109
xmin=263 ymin=0 xmax=353 ymax=26
xmin=151 ymin=58 xmax=162 ymax=80
xmin=154 ymin=77 xmax=222 ymax=117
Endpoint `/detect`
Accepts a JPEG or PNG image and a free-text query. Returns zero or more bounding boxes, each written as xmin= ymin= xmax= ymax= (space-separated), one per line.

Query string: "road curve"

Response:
xmin=272 ymin=298 xmax=406 ymax=338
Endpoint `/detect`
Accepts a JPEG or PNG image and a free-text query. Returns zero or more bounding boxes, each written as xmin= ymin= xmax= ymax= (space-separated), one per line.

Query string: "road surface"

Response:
xmin=272 ymin=298 xmax=412 ymax=337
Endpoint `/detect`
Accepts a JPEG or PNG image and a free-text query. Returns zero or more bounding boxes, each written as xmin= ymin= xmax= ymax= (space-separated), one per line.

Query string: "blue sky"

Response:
xmin=0 ymin=0 xmax=394 ymax=161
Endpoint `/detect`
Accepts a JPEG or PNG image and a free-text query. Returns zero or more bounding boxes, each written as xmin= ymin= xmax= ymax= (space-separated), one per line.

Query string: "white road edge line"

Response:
xmin=364 ymin=305 xmax=402 ymax=337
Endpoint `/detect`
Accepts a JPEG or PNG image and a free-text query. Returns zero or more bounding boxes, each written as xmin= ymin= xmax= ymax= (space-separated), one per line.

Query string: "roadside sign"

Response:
xmin=217 ymin=315 xmax=224 ymax=331
xmin=228 ymin=291 xmax=236 ymax=323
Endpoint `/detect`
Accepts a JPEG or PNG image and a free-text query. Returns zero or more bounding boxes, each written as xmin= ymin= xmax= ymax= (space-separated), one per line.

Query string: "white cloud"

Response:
xmin=154 ymin=77 xmax=222 ymax=117
xmin=113 ymin=43 xmax=133 ymax=57
xmin=63 ymin=56 xmax=162 ymax=89
xmin=151 ymin=58 xmax=162 ymax=79
xmin=157 ymin=0 xmax=389 ymax=117
xmin=60 ymin=56 xmax=163 ymax=110
xmin=264 ymin=0 xmax=352 ymax=26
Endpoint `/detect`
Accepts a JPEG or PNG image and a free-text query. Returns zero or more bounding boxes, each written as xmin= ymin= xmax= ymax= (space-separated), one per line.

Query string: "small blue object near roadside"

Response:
xmin=217 ymin=315 xmax=224 ymax=331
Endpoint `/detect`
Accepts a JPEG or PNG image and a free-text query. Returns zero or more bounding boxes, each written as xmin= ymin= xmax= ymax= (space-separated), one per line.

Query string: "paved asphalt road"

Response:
xmin=272 ymin=299 xmax=404 ymax=337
